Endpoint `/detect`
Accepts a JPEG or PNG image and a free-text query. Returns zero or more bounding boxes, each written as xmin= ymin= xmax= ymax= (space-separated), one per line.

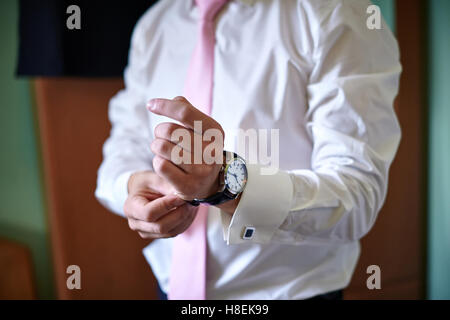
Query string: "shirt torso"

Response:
xmin=141 ymin=0 xmax=360 ymax=299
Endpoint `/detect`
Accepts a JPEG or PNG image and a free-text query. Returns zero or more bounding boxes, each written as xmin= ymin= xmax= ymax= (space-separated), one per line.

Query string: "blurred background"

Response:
xmin=0 ymin=0 xmax=449 ymax=300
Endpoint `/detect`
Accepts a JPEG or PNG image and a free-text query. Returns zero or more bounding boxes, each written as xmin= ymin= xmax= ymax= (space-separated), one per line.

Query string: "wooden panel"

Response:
xmin=34 ymin=78 xmax=157 ymax=299
xmin=345 ymin=0 xmax=426 ymax=299
xmin=345 ymin=277 xmax=421 ymax=300
xmin=0 ymin=238 xmax=36 ymax=299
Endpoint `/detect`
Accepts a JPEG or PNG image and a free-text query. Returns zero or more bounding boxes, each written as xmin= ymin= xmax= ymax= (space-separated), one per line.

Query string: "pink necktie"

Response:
xmin=168 ymin=0 xmax=229 ymax=300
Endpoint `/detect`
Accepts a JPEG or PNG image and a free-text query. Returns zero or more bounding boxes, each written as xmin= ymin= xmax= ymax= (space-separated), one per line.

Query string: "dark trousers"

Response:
xmin=157 ymin=283 xmax=342 ymax=300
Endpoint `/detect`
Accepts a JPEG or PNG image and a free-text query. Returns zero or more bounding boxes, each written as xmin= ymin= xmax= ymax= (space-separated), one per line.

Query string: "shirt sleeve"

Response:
xmin=95 ymin=17 xmax=154 ymax=217
xmin=221 ymin=0 xmax=402 ymax=245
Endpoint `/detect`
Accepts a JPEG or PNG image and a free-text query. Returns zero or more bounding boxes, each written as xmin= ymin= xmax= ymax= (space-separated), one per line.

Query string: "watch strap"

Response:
xmin=188 ymin=189 xmax=236 ymax=207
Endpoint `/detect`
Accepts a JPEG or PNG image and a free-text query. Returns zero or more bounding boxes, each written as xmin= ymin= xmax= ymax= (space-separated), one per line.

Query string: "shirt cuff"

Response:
xmin=112 ymin=170 xmax=135 ymax=216
xmin=220 ymin=164 xmax=293 ymax=245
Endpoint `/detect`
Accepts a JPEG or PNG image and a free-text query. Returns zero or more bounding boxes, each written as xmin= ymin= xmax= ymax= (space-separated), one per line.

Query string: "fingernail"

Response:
xmin=147 ymin=99 xmax=156 ymax=111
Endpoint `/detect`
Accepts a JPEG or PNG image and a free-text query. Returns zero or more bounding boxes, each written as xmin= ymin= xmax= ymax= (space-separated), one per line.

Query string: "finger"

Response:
xmin=154 ymin=204 xmax=195 ymax=234
xmin=166 ymin=206 xmax=197 ymax=235
xmin=153 ymin=155 xmax=190 ymax=194
xmin=137 ymin=231 xmax=173 ymax=240
xmin=154 ymin=122 xmax=219 ymax=157
xmin=124 ymin=194 xmax=152 ymax=219
xmin=129 ymin=204 xmax=195 ymax=235
xmin=131 ymin=189 xmax=166 ymax=201
xmin=146 ymin=172 xmax=176 ymax=195
xmin=135 ymin=208 xmax=196 ymax=239
xmin=151 ymin=138 xmax=196 ymax=173
xmin=128 ymin=171 xmax=175 ymax=196
xmin=128 ymin=218 xmax=173 ymax=237
xmin=147 ymin=97 xmax=222 ymax=133
xmin=154 ymin=122 xmax=195 ymax=152
xmin=131 ymin=194 xmax=185 ymax=222
xmin=137 ymin=230 xmax=185 ymax=240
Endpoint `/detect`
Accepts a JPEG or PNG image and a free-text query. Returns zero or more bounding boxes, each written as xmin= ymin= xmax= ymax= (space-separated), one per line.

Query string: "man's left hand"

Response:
xmin=147 ymin=96 xmax=225 ymax=201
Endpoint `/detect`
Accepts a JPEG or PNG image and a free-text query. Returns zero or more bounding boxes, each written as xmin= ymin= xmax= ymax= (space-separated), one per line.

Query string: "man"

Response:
xmin=95 ymin=0 xmax=401 ymax=300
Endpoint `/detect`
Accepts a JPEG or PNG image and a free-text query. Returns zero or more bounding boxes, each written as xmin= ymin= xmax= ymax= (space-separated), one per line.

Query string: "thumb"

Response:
xmin=148 ymin=173 xmax=176 ymax=195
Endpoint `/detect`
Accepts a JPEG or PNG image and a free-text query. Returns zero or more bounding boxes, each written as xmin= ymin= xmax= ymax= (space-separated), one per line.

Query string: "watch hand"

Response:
xmin=228 ymin=174 xmax=239 ymax=187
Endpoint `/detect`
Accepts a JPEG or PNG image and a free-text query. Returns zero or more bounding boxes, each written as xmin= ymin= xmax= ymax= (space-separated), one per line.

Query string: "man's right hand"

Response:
xmin=124 ymin=171 xmax=198 ymax=239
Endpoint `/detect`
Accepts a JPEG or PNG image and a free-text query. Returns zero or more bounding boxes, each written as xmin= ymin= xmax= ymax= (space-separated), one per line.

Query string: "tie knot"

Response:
xmin=196 ymin=0 xmax=229 ymax=21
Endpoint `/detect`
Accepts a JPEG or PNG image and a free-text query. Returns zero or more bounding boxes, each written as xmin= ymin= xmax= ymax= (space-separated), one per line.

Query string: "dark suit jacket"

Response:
xmin=17 ymin=0 xmax=157 ymax=77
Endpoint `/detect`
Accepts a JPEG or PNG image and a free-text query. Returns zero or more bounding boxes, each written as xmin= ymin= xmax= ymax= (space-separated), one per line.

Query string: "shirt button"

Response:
xmin=242 ymin=227 xmax=255 ymax=240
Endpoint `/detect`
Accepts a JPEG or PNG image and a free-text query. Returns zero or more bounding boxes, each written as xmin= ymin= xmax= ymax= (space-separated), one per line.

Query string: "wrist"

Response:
xmin=187 ymin=151 xmax=247 ymax=214
xmin=216 ymin=193 xmax=241 ymax=215
xmin=203 ymin=166 xmax=223 ymax=198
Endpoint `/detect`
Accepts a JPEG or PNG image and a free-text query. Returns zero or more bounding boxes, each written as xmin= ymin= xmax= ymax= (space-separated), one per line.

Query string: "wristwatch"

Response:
xmin=188 ymin=151 xmax=248 ymax=206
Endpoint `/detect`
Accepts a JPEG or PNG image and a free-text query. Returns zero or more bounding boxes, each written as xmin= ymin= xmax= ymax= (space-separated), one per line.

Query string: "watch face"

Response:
xmin=224 ymin=157 xmax=247 ymax=194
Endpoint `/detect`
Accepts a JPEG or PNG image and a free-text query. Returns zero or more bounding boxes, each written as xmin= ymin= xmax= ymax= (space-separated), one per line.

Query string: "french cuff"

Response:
xmin=220 ymin=164 xmax=293 ymax=245
xmin=112 ymin=171 xmax=136 ymax=216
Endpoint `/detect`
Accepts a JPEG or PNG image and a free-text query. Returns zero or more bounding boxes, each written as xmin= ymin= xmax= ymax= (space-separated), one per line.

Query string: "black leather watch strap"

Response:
xmin=188 ymin=189 xmax=235 ymax=206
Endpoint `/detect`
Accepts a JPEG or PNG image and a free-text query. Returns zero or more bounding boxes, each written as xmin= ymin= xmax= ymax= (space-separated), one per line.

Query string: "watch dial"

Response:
xmin=225 ymin=158 xmax=247 ymax=194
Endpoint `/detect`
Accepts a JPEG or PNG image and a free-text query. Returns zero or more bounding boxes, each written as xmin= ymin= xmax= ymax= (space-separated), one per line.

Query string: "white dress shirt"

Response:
xmin=95 ymin=0 xmax=401 ymax=299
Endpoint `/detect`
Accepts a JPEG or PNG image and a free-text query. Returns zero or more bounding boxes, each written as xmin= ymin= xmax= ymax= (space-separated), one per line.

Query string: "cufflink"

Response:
xmin=242 ymin=227 xmax=255 ymax=240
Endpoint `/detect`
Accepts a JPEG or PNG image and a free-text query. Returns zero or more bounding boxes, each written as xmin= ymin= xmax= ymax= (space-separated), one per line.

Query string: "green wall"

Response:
xmin=374 ymin=0 xmax=450 ymax=301
xmin=428 ymin=0 xmax=450 ymax=300
xmin=0 ymin=0 xmax=54 ymax=299
xmin=373 ymin=0 xmax=396 ymax=32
